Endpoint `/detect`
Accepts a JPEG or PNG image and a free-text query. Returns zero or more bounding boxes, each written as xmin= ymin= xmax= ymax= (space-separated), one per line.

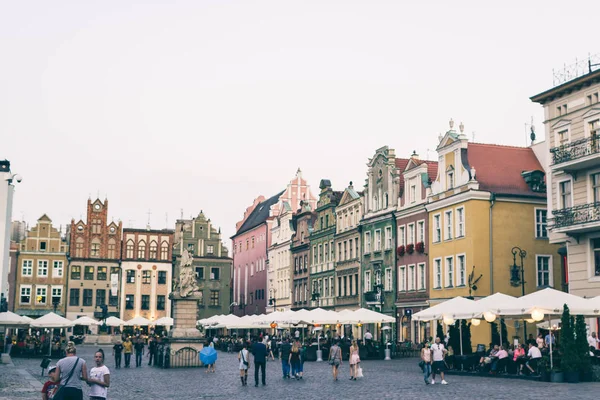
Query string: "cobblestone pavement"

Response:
xmin=3 ymin=346 xmax=599 ymax=399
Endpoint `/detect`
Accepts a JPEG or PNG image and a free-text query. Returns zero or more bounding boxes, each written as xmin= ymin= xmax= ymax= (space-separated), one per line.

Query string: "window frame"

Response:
xmin=398 ymin=225 xmax=406 ymax=247
xmin=51 ymin=285 xmax=62 ymax=305
xmin=20 ymin=284 xmax=32 ymax=304
xmin=125 ymin=294 xmax=135 ymax=310
xmin=141 ymin=294 xmax=150 ymax=310
xmin=374 ymin=229 xmax=382 ymax=252
xmin=444 ymin=210 xmax=453 ymax=240
xmin=82 ymin=288 xmax=93 ymax=307
xmin=364 ymin=232 xmax=372 ymax=253
xmin=157 ymin=295 xmax=166 ymax=311
xmin=52 ymin=260 xmax=64 ymax=278
xmin=385 ymin=267 xmax=393 ymax=292
xmin=417 ymin=220 xmax=425 ymax=244
xmin=69 ymin=288 xmax=80 ymax=306
xmin=21 ymin=259 xmax=33 ymax=277
xmin=534 ymin=208 xmax=548 ymax=239
xmin=556 ymin=178 xmax=573 ymax=209
xmin=210 ymin=290 xmax=220 ymax=306
xmin=210 ymin=267 xmax=220 ymax=280
xmin=455 ymin=206 xmax=465 ymax=238
xmin=385 ymin=226 xmax=392 ymax=250
xmin=433 ymin=214 xmax=441 ymax=243
xmin=158 ymin=271 xmax=167 ymax=284
xmin=37 ymin=260 xmax=49 ymax=277
xmin=434 ymin=258 xmax=442 ymax=289
xmin=456 ymin=253 xmax=466 ymax=287
xmin=536 ymin=254 xmax=553 ymax=287
xmin=97 ymin=266 xmax=107 ymax=281
xmin=71 ymin=265 xmax=81 ymax=280
xmin=445 ymin=256 xmax=454 ymax=288
xmin=142 ymin=270 xmax=151 ymax=284
xmin=126 ymin=270 xmax=136 ymax=284
xmin=364 ymin=270 xmax=371 ymax=293
xmin=397 ymin=266 xmax=405 ymax=292
xmin=418 ymin=262 xmax=426 ymax=291
xmin=84 ymin=265 xmax=94 ymax=280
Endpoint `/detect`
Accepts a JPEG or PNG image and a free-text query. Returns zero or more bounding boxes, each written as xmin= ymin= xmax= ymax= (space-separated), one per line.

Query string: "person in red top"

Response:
xmin=41 ymin=365 xmax=60 ymax=400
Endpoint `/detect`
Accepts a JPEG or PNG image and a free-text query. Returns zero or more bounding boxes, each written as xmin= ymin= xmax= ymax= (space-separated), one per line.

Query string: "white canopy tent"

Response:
xmin=347 ymin=308 xmax=396 ymax=324
xmin=30 ymin=312 xmax=74 ymax=329
xmin=72 ymin=316 xmax=101 ymax=326
xmin=154 ymin=317 xmax=173 ymax=326
xmin=105 ymin=316 xmax=125 ymax=327
xmin=0 ymin=311 xmax=30 ymax=327
xmin=412 ymin=297 xmax=481 ymax=322
xmin=491 ymin=287 xmax=596 ymax=318
xmin=124 ymin=316 xmax=151 ymax=326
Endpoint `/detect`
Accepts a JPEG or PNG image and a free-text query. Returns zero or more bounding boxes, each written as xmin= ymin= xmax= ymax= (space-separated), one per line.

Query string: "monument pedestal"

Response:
xmin=167 ymin=293 xmax=204 ymax=368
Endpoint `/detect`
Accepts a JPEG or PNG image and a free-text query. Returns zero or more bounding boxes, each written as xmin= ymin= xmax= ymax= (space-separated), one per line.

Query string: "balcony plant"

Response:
xmin=406 ymin=243 xmax=415 ymax=255
xmin=415 ymin=241 xmax=425 ymax=254
xmin=397 ymin=245 xmax=405 ymax=257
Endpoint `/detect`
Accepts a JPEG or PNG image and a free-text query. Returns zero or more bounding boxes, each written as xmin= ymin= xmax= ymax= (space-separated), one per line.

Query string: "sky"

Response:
xmin=2 ymin=0 xmax=600 ymax=244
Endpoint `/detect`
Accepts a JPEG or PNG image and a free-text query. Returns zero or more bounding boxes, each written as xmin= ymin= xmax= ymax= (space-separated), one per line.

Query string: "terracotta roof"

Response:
xmin=395 ymin=158 xmax=410 ymax=196
xmin=426 ymin=161 xmax=438 ymax=181
xmin=235 ymin=190 xmax=285 ymax=236
xmin=466 ymin=143 xmax=545 ymax=197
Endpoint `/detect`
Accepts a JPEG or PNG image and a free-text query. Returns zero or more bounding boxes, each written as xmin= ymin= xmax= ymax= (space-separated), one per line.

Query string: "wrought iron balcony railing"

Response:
xmin=363 ymin=291 xmax=381 ymax=303
xmin=550 ymin=135 xmax=600 ymax=165
xmin=552 ymin=202 xmax=600 ymax=229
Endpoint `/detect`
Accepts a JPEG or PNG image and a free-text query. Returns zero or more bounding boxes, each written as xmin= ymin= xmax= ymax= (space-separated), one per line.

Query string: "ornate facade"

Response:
xmin=290 ymin=201 xmax=315 ymax=311
xmin=267 ymin=204 xmax=293 ymax=312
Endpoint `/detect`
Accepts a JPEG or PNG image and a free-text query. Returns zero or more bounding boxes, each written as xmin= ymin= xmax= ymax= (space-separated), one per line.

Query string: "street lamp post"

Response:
xmin=268 ymin=288 xmax=277 ymax=313
xmin=510 ymin=246 xmax=527 ymax=340
xmin=311 ymin=289 xmax=323 ymax=362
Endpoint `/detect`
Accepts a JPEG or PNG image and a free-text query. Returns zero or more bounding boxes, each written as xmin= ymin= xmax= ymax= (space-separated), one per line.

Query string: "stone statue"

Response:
xmin=177 ymin=249 xmax=199 ymax=298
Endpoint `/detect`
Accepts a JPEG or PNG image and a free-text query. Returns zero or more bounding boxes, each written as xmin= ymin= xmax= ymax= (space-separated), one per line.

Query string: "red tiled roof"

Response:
xmin=466 ymin=143 xmax=545 ymax=197
xmin=395 ymin=158 xmax=410 ymax=195
xmin=426 ymin=161 xmax=438 ymax=181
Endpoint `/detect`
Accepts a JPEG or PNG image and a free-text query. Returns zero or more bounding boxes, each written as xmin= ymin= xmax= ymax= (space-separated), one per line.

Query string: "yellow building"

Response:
xmin=426 ymin=121 xmax=562 ymax=348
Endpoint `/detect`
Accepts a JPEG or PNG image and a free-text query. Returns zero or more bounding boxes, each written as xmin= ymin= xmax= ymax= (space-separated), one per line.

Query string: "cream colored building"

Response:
xmin=531 ymin=69 xmax=600 ymax=313
xmin=120 ymin=228 xmax=173 ymax=323
xmin=267 ymin=204 xmax=293 ymax=312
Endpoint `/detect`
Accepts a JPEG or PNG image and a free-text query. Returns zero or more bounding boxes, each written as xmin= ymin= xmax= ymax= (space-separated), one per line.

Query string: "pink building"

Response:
xmin=231 ymin=169 xmax=315 ymax=316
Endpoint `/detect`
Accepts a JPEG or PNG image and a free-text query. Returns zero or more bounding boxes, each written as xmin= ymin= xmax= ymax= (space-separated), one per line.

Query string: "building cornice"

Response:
xmin=426 ymin=190 xmax=491 ymax=212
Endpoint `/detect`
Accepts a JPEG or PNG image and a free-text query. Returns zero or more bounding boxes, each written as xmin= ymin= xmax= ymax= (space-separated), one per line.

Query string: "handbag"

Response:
xmin=357 ymin=366 xmax=364 ymax=378
xmin=52 ymin=357 xmax=80 ymax=400
xmin=418 ymin=360 xmax=425 ymax=370
xmin=241 ymin=350 xmax=248 ymax=367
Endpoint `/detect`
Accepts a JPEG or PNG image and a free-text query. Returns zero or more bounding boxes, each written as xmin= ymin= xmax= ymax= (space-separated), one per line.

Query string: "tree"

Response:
xmin=560 ymin=304 xmax=577 ymax=372
xmin=490 ymin=321 xmax=500 ymax=346
xmin=500 ymin=319 xmax=508 ymax=347
xmin=436 ymin=322 xmax=445 ymax=341
xmin=448 ymin=321 xmax=460 ymax=354
xmin=574 ymin=315 xmax=591 ymax=374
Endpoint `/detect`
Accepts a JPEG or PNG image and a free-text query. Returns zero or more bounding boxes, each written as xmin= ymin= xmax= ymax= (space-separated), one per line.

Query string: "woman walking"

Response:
xmin=421 ymin=342 xmax=432 ymax=385
xmin=55 ymin=341 xmax=88 ymax=400
xmin=349 ymin=340 xmax=360 ymax=380
xmin=289 ymin=341 xmax=301 ymax=379
xmin=328 ymin=340 xmax=342 ymax=381
xmin=238 ymin=343 xmax=250 ymax=386
xmin=87 ymin=349 xmax=110 ymax=400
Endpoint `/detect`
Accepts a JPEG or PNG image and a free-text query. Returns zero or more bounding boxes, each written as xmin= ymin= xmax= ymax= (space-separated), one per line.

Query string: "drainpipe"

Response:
xmin=489 ymin=192 xmax=496 ymax=295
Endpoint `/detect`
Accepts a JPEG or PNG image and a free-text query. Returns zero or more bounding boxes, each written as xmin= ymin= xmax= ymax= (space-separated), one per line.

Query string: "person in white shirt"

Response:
xmin=364 ymin=330 xmax=373 ymax=341
xmin=525 ymin=343 xmax=542 ymax=374
xmin=587 ymin=332 xmax=598 ymax=350
xmin=87 ymin=349 xmax=110 ymax=400
xmin=430 ymin=337 xmax=448 ymax=385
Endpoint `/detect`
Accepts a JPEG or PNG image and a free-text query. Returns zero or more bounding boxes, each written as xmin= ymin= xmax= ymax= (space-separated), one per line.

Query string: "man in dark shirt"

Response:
xmin=251 ymin=340 xmax=267 ymax=387
xmin=148 ymin=336 xmax=157 ymax=366
xmin=134 ymin=337 xmax=145 ymax=367
xmin=280 ymin=338 xmax=291 ymax=378
xmin=113 ymin=340 xmax=124 ymax=369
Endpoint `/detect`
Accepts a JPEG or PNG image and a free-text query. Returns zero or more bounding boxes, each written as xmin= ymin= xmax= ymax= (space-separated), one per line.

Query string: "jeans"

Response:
xmin=136 ymin=352 xmax=143 ymax=367
xmin=61 ymin=387 xmax=83 ymax=400
xmin=148 ymin=350 xmax=154 ymax=365
xmin=281 ymin=359 xmax=290 ymax=377
xmin=124 ymin=353 xmax=131 ymax=367
xmin=254 ymin=362 xmax=266 ymax=385
xmin=423 ymin=362 xmax=431 ymax=382
xmin=115 ymin=352 xmax=122 ymax=369
xmin=291 ymin=361 xmax=300 ymax=376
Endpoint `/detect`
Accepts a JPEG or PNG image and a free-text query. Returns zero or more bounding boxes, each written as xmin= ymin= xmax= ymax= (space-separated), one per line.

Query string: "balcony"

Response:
xmin=550 ymin=135 xmax=600 ymax=171
xmin=551 ymin=202 xmax=600 ymax=234
xmin=363 ymin=291 xmax=381 ymax=304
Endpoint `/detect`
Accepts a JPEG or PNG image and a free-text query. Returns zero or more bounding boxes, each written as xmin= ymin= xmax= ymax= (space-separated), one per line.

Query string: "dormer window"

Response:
xmin=410 ymin=185 xmax=416 ymax=203
xmin=446 ymin=166 xmax=455 ymax=190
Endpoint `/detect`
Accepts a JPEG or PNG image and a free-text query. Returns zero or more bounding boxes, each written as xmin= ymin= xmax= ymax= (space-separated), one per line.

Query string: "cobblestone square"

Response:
xmin=1 ymin=345 xmax=598 ymax=400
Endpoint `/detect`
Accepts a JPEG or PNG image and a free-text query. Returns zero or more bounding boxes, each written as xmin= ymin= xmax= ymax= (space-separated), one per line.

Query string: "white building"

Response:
xmin=0 ymin=160 xmax=20 ymax=304
xmin=267 ymin=204 xmax=294 ymax=312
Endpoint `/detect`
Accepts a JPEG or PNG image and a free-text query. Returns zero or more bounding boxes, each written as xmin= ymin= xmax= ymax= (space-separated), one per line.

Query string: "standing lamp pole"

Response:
xmin=311 ymin=290 xmax=322 ymax=362
xmin=510 ymin=247 xmax=527 ymax=341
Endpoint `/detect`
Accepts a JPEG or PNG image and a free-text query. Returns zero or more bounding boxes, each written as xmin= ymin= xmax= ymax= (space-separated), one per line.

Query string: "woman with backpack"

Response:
xmin=238 ymin=342 xmax=250 ymax=386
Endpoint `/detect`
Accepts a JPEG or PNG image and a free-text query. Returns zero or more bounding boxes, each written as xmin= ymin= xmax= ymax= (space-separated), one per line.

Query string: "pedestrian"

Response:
xmin=238 ymin=342 xmax=249 ymax=386
xmin=430 ymin=337 xmax=448 ymax=385
xmin=134 ymin=337 xmax=144 ymax=368
xmin=298 ymin=342 xmax=306 ymax=379
xmin=206 ymin=341 xmax=216 ymax=373
xmin=421 ymin=342 xmax=432 ymax=385
xmin=41 ymin=365 xmax=60 ymax=400
xmin=289 ymin=341 xmax=301 ymax=379
xmin=328 ymin=339 xmax=342 ymax=381
xmin=123 ymin=337 xmax=132 ymax=368
xmin=280 ymin=338 xmax=291 ymax=379
xmin=251 ymin=339 xmax=267 ymax=387
xmin=55 ymin=341 xmax=88 ymax=400
xmin=349 ymin=340 xmax=360 ymax=380
xmin=147 ymin=336 xmax=157 ymax=366
xmin=112 ymin=340 xmax=123 ymax=369
xmin=87 ymin=349 xmax=110 ymax=400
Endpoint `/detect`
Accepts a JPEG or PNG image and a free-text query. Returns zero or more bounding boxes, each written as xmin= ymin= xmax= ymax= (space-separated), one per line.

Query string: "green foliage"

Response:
xmin=575 ymin=315 xmax=591 ymax=374
xmin=500 ymin=319 xmax=508 ymax=346
xmin=447 ymin=320 xmax=473 ymax=355
xmin=560 ymin=304 xmax=578 ymax=372
xmin=448 ymin=321 xmax=459 ymax=354
xmin=490 ymin=321 xmax=500 ymax=346
xmin=461 ymin=320 xmax=473 ymax=354
xmin=436 ymin=322 xmax=445 ymax=341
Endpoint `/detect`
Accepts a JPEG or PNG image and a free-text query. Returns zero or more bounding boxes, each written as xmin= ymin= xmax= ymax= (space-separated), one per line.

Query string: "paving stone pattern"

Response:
xmin=3 ymin=346 xmax=600 ymax=399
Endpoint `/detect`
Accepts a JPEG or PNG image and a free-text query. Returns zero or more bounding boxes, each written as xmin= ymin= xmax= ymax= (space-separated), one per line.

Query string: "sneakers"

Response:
xmin=441 ymin=380 xmax=448 ymax=385
xmin=431 ymin=379 xmax=435 ymax=384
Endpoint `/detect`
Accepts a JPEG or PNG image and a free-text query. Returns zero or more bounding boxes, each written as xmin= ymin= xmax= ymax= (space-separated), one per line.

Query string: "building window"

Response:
xmin=398 ymin=266 xmax=405 ymax=291
xmin=445 ymin=257 xmax=454 ymax=288
xmin=535 ymin=209 xmax=548 ymax=238
xmin=447 ymin=170 xmax=454 ymax=189
xmin=325 ymin=243 xmax=329 ymax=262
xmin=196 ymin=266 xmax=204 ymax=280
xmin=364 ymin=232 xmax=371 ymax=253
xmin=408 ymin=265 xmax=415 ymax=291
xmin=141 ymin=295 xmax=150 ymax=310
xmin=84 ymin=266 xmax=94 ymax=280
xmin=71 ymin=265 xmax=81 ymax=280
xmin=142 ymin=271 xmax=151 ymax=284
xmin=557 ymin=129 xmax=569 ymax=146
xmin=83 ymin=289 xmax=93 ymax=306
xmin=158 ymin=271 xmax=167 ymax=284
xmin=559 ymin=180 xmax=572 ymax=208
xmin=96 ymin=289 xmax=106 ymax=306
xmin=138 ymin=241 xmax=146 ymax=259
xmin=90 ymin=239 xmax=101 ymax=257
xmin=445 ymin=210 xmax=453 ymax=240
xmin=210 ymin=267 xmax=220 ymax=280
xmin=149 ymin=241 xmax=158 ymax=259
xmin=312 ymin=246 xmax=317 ymax=264
xmin=408 ymin=223 xmax=415 ymax=245
xmin=125 ymin=295 xmax=134 ymax=310
xmin=37 ymin=260 xmax=48 ymax=277
xmin=22 ymin=260 xmax=33 ymax=277
xmin=536 ymin=255 xmax=552 ymax=287
xmin=210 ymin=290 xmax=219 ymax=306
xmin=36 ymin=286 xmax=47 ymax=304
xmin=160 ymin=242 xmax=169 ymax=260
xmin=126 ymin=270 xmax=135 ymax=284
xmin=433 ymin=215 xmax=441 ymax=243
xmin=75 ymin=237 xmax=84 ymax=257
xmin=457 ymin=255 xmax=466 ymax=286
xmin=385 ymin=267 xmax=393 ymax=291
xmin=51 ymin=286 xmax=62 ymax=305
xmin=20 ymin=285 xmax=31 ymax=304
xmin=434 ymin=258 xmax=442 ymax=289
xmin=126 ymin=240 xmax=134 ymax=258
xmin=398 ymin=226 xmax=405 ymax=247
xmin=39 ymin=241 xmax=47 ymax=251
xmin=53 ymin=261 xmax=63 ymax=278
xmin=374 ymin=230 xmax=381 ymax=251
xmin=97 ymin=266 xmax=107 ymax=281
xmin=410 ymin=184 xmax=417 ymax=203
xmin=343 ymin=241 xmax=347 ymax=261
xmin=592 ymin=173 xmax=600 ymax=203
xmin=417 ymin=221 xmax=425 ymax=243
xmin=107 ymin=239 xmax=117 ymax=259
xmin=456 ymin=207 xmax=465 ymax=238
xmin=364 ymin=271 xmax=371 ymax=293
xmin=69 ymin=288 xmax=79 ymax=306
xmin=109 ymin=292 xmax=118 ymax=307
xmin=207 ymin=245 xmax=214 ymax=254
xmin=157 ymin=295 xmax=165 ymax=310
xmin=385 ymin=226 xmax=392 ymax=249
xmin=418 ymin=263 xmax=426 ymax=290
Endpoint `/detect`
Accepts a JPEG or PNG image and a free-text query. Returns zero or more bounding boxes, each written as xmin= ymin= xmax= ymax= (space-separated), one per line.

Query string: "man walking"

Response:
xmin=430 ymin=337 xmax=448 ymax=385
xmin=112 ymin=340 xmax=123 ymax=369
xmin=148 ymin=336 xmax=157 ymax=366
xmin=280 ymin=338 xmax=291 ymax=379
xmin=134 ymin=337 xmax=145 ymax=368
xmin=252 ymin=339 xmax=267 ymax=387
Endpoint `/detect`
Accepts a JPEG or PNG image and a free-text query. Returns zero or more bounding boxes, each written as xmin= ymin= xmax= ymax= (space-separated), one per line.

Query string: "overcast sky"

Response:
xmin=2 ymin=0 xmax=599 ymax=244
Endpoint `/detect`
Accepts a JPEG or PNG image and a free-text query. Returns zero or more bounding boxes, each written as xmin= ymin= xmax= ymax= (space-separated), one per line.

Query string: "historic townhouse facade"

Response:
xmin=267 ymin=204 xmax=293 ymax=312
xmin=395 ymin=153 xmax=437 ymax=343
xmin=290 ymin=201 xmax=315 ymax=311
xmin=15 ymin=215 xmax=68 ymax=317
xmin=66 ymin=199 xmax=122 ymax=323
xmin=361 ymin=146 xmax=404 ymax=339
xmin=121 ymin=228 xmax=174 ymax=322
xmin=333 ymin=182 xmax=363 ymax=311
xmin=531 ymin=69 xmax=600 ymax=306
xmin=174 ymin=211 xmax=232 ymax=320
xmin=232 ymin=169 xmax=315 ymax=315
xmin=427 ymin=121 xmax=562 ymax=346
xmin=309 ymin=180 xmax=342 ymax=309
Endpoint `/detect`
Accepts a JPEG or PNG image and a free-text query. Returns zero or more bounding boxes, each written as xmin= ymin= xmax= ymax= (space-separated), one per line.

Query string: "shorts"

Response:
xmin=331 ymin=359 xmax=340 ymax=368
xmin=432 ymin=361 xmax=446 ymax=373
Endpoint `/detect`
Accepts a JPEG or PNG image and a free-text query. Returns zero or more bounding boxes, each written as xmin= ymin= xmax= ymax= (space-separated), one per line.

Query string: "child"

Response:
xmin=41 ymin=365 xmax=60 ymax=400
xmin=87 ymin=349 xmax=110 ymax=400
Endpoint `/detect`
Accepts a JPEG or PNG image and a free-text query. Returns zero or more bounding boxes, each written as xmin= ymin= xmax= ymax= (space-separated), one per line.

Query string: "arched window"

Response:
xmin=75 ymin=237 xmax=84 ymax=258
xmin=373 ymin=196 xmax=378 ymax=211
xmin=126 ymin=240 xmax=134 ymax=259
xmin=160 ymin=241 xmax=169 ymax=260
xmin=137 ymin=240 xmax=146 ymax=259
xmin=107 ymin=238 xmax=116 ymax=259
xmin=149 ymin=241 xmax=158 ymax=260
xmin=384 ymin=193 xmax=389 ymax=208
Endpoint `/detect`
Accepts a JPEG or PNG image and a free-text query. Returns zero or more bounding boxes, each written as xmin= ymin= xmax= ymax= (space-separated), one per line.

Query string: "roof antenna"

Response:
xmin=525 ymin=116 xmax=535 ymax=146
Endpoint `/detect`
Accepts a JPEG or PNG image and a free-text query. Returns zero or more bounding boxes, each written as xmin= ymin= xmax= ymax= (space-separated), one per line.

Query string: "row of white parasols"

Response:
xmin=0 ymin=312 xmax=174 ymax=328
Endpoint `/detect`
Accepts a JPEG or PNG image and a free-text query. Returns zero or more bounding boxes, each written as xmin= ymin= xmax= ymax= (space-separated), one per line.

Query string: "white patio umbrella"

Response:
xmin=412 ymin=297 xmax=481 ymax=321
xmin=154 ymin=317 xmax=174 ymax=326
xmin=30 ymin=312 xmax=74 ymax=328
xmin=0 ymin=311 xmax=30 ymax=327
xmin=124 ymin=316 xmax=151 ymax=326
xmin=105 ymin=316 xmax=125 ymax=327
xmin=475 ymin=293 xmax=523 ymax=345
xmin=73 ymin=316 xmax=101 ymax=326
xmin=347 ymin=308 xmax=396 ymax=324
